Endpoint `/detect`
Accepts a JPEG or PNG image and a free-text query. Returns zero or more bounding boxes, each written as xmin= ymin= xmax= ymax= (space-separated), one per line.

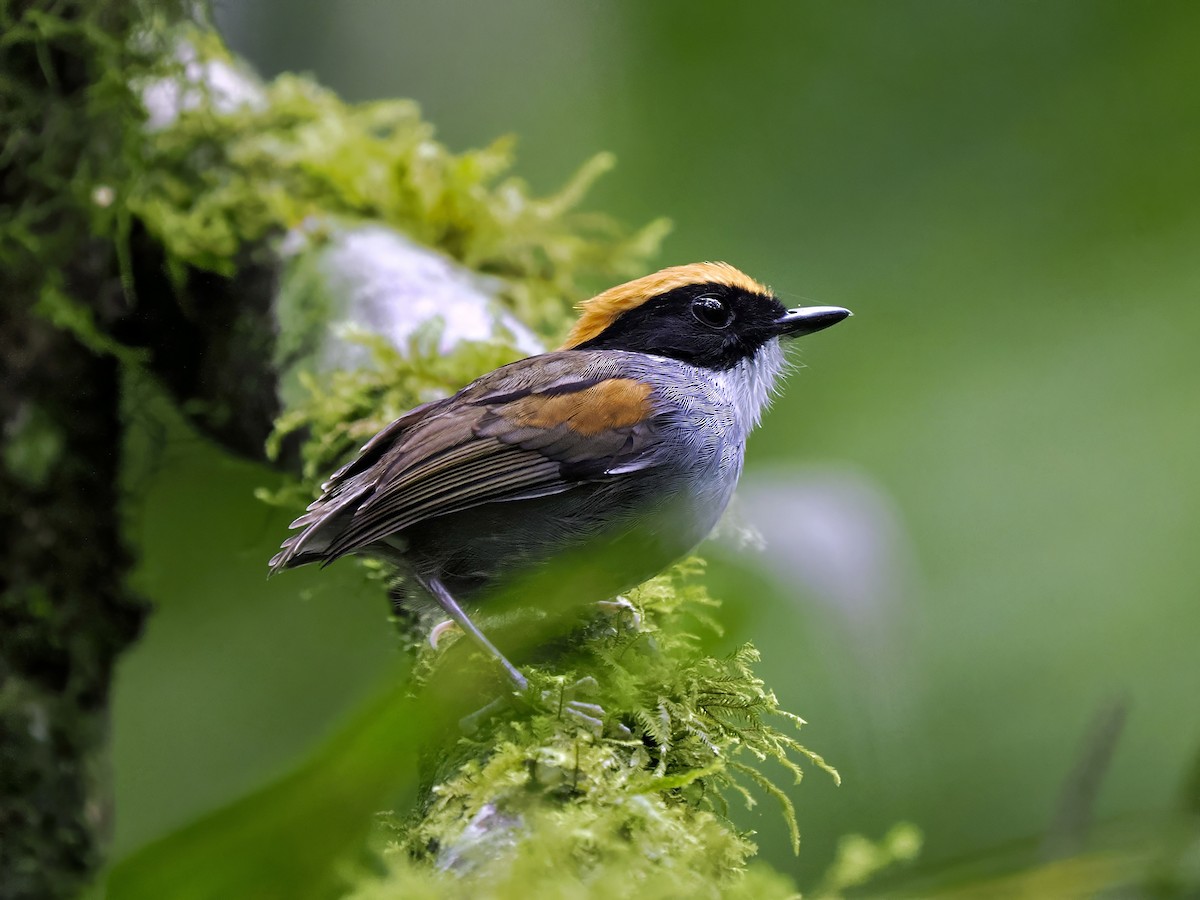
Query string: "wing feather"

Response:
xmin=269 ymin=353 xmax=670 ymax=572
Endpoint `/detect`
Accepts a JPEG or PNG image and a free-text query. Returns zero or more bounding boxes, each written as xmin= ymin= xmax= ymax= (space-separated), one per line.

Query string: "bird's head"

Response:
xmin=561 ymin=262 xmax=850 ymax=427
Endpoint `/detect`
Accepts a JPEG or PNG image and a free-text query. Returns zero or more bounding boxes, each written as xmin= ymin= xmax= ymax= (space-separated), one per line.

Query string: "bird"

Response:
xmin=269 ymin=262 xmax=850 ymax=692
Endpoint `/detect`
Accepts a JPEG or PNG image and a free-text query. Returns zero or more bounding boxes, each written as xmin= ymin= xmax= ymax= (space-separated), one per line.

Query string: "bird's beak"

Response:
xmin=773 ymin=305 xmax=852 ymax=338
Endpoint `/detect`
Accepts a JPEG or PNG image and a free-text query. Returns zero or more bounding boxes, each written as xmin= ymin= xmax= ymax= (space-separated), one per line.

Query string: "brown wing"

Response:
xmin=268 ymin=354 xmax=665 ymax=571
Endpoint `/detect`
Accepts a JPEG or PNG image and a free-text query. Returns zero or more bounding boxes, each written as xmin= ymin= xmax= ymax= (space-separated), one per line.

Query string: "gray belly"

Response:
xmin=386 ymin=460 xmax=738 ymax=603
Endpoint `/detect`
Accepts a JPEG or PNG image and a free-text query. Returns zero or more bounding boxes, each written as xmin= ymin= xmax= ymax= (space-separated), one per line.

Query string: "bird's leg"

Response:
xmin=458 ymin=696 xmax=511 ymax=735
xmin=419 ymin=581 xmax=634 ymax=735
xmin=420 ymin=576 xmax=528 ymax=692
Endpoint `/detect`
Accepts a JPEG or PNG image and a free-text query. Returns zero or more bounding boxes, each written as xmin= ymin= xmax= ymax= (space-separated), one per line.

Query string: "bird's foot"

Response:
xmin=563 ymin=701 xmax=605 ymax=734
xmin=429 ymin=618 xmax=459 ymax=650
xmin=459 ymin=674 xmax=633 ymax=738
xmin=458 ymin=695 xmax=512 ymax=735
xmin=541 ymin=675 xmax=630 ymax=737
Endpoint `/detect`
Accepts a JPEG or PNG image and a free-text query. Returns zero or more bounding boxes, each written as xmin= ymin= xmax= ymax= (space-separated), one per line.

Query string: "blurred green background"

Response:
xmin=112 ymin=0 xmax=1200 ymax=889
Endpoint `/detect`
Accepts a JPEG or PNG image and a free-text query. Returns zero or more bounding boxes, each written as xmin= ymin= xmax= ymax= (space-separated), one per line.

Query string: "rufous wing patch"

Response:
xmin=506 ymin=379 xmax=653 ymax=436
xmin=561 ymin=261 xmax=771 ymax=349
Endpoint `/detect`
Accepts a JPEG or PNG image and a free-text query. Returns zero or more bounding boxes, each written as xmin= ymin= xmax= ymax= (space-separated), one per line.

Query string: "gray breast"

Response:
xmin=396 ymin=354 xmax=746 ymax=601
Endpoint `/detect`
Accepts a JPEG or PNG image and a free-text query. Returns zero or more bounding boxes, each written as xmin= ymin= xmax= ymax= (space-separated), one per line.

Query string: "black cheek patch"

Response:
xmin=572 ymin=282 xmax=787 ymax=371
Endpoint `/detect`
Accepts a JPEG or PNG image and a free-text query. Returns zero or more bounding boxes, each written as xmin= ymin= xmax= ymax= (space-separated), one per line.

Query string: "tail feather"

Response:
xmin=268 ymin=396 xmax=443 ymax=576
xmin=267 ymin=481 xmax=374 ymax=575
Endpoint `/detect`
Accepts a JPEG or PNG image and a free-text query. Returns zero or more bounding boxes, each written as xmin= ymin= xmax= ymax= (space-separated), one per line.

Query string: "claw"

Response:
xmin=429 ymin=619 xmax=459 ymax=650
xmin=564 ymin=700 xmax=604 ymax=735
xmin=542 ymin=676 xmax=607 ymax=736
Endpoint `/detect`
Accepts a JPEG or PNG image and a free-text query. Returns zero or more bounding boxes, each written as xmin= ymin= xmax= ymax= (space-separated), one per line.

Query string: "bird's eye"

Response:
xmin=691 ymin=296 xmax=733 ymax=329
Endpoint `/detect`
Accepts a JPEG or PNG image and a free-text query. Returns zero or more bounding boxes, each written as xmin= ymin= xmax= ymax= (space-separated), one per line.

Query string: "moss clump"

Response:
xmin=351 ymin=819 xmax=799 ymax=900
xmin=357 ymin=559 xmax=837 ymax=898
xmin=263 ymin=324 xmax=526 ymax=491
xmin=0 ymin=1 xmax=176 ymax=325
xmin=130 ymin=32 xmax=669 ymax=336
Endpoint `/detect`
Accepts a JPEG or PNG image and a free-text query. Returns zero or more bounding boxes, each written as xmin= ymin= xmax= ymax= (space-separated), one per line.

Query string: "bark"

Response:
xmin=0 ymin=2 xmax=148 ymax=894
xmin=113 ymin=233 xmax=291 ymax=462
xmin=0 ymin=0 xmax=283 ymax=891
xmin=0 ymin=262 xmax=146 ymax=898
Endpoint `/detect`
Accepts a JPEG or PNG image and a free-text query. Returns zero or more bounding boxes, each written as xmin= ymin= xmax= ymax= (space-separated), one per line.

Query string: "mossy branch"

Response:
xmin=365 ymin=560 xmax=837 ymax=897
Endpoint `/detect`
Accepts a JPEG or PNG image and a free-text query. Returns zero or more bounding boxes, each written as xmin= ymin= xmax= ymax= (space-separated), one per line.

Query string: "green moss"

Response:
xmin=0 ymin=0 xmax=178 ymax=322
xmin=130 ymin=33 xmax=669 ymax=334
xmin=261 ymin=323 xmax=527 ymax=495
xmin=352 ymin=820 xmax=800 ymax=900
xmin=6 ymin=8 xmax=668 ymax=485
xmin=33 ymin=278 xmax=148 ymax=365
xmin=3 ymin=401 xmax=64 ymax=489
xmin=357 ymin=560 xmax=838 ymax=897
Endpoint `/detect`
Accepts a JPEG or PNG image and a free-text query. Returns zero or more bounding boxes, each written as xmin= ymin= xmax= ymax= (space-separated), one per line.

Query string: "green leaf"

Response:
xmin=107 ymin=662 xmax=425 ymax=900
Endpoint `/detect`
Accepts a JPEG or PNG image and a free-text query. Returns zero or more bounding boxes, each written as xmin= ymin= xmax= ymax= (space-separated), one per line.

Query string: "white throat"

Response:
xmin=708 ymin=339 xmax=788 ymax=430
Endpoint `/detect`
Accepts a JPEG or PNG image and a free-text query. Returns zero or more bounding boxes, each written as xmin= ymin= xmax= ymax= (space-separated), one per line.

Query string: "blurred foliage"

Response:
xmin=107 ymin=671 xmax=417 ymax=900
xmin=811 ymin=823 xmax=922 ymax=899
